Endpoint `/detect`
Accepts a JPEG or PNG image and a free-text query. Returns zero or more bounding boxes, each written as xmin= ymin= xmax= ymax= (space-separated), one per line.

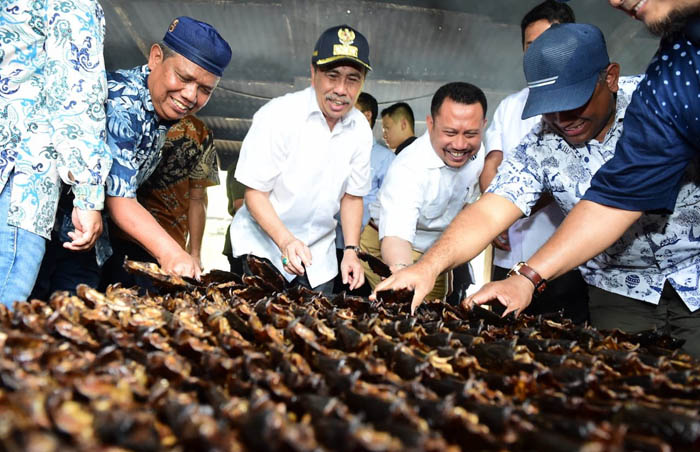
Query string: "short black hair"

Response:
xmin=356 ymin=92 xmax=379 ymax=128
xmin=521 ymin=0 xmax=575 ymax=47
xmin=430 ymin=82 xmax=487 ymax=119
xmin=381 ymin=102 xmax=415 ymax=133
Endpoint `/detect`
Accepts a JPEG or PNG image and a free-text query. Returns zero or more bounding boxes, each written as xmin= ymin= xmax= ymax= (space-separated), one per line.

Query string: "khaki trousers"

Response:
xmin=359 ymin=225 xmax=448 ymax=301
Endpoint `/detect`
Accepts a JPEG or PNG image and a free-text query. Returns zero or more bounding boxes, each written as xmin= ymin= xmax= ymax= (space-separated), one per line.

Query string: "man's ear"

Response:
xmin=148 ymin=43 xmax=163 ymax=71
xmin=606 ymin=63 xmax=621 ymax=93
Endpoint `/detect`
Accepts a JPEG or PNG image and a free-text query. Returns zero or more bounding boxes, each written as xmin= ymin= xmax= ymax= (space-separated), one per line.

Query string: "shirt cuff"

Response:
xmin=72 ymin=183 xmax=105 ymax=211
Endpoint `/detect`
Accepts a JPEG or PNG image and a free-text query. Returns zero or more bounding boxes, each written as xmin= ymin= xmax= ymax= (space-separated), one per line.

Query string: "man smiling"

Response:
xmin=464 ymin=0 xmax=700 ymax=330
xmin=229 ymin=25 xmax=372 ymax=294
xmin=32 ymin=16 xmax=231 ymax=295
xmin=360 ymin=82 xmax=485 ymax=300
xmin=103 ymin=16 xmax=230 ymax=280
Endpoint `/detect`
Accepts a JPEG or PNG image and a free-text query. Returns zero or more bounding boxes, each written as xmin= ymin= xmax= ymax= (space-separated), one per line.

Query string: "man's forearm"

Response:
xmin=420 ymin=193 xmax=524 ymax=275
xmin=527 ymin=200 xmax=641 ymax=280
xmin=380 ymin=236 xmax=414 ymax=271
xmin=245 ymin=188 xmax=294 ymax=249
xmin=106 ymin=196 xmax=183 ymax=261
xmin=340 ymin=194 xmax=363 ymax=247
xmin=187 ymin=187 xmax=207 ymax=257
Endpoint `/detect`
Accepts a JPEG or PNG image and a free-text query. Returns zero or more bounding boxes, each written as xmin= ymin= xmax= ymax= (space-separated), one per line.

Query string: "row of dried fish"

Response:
xmin=0 ymin=256 xmax=698 ymax=451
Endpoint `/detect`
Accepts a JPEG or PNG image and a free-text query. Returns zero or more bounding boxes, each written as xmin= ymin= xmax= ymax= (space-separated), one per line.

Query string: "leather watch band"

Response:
xmin=507 ymin=261 xmax=547 ymax=295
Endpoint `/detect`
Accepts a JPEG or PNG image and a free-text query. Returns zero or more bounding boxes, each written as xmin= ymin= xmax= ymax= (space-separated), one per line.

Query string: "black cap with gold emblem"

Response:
xmin=311 ymin=25 xmax=371 ymax=71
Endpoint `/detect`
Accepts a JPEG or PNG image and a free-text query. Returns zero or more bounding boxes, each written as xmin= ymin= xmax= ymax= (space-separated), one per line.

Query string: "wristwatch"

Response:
xmin=344 ymin=245 xmax=361 ymax=253
xmin=507 ymin=261 xmax=547 ymax=295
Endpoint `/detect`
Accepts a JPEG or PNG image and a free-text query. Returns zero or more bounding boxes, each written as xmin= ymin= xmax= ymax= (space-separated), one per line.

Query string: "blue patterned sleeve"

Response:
xmin=485 ymin=138 xmax=546 ymax=216
xmin=104 ymin=78 xmax=143 ymax=198
xmin=46 ymin=0 xmax=112 ymax=210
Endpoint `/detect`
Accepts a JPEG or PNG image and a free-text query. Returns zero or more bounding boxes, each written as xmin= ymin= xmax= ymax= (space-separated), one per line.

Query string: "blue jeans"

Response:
xmin=0 ymin=176 xmax=47 ymax=307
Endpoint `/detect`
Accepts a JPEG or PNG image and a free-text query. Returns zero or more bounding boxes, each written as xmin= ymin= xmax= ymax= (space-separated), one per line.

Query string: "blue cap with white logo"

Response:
xmin=522 ymin=23 xmax=610 ymax=119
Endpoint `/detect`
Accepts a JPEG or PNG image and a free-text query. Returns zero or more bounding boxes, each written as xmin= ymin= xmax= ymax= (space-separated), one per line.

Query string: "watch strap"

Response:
xmin=508 ymin=261 xmax=547 ymax=295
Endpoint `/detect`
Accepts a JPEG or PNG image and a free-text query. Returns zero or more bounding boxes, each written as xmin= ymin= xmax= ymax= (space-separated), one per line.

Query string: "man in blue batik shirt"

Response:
xmin=32 ymin=16 xmax=231 ymax=297
xmin=375 ymin=23 xmax=700 ymax=357
xmin=467 ymin=0 xmax=700 ymax=334
xmin=0 ymin=0 xmax=112 ymax=306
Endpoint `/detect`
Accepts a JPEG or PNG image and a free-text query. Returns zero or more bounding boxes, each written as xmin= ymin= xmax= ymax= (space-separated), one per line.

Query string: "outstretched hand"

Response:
xmin=340 ymin=250 xmax=365 ymax=290
xmin=371 ymin=262 xmax=438 ymax=315
xmin=463 ymin=274 xmax=534 ymax=317
xmin=160 ymin=248 xmax=202 ymax=280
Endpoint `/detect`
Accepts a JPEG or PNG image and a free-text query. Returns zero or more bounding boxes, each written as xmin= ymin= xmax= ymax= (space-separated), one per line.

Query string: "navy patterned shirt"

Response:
xmin=489 ymin=75 xmax=700 ymax=311
xmin=106 ymin=65 xmax=175 ymax=198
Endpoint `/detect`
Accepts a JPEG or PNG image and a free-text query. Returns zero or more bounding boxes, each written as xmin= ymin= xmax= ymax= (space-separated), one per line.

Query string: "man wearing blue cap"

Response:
xmin=465 ymin=2 xmax=700 ymax=318
xmin=479 ymin=0 xmax=588 ymax=323
xmin=33 ymin=16 xmax=231 ymax=295
xmin=376 ymin=23 xmax=700 ymax=357
xmin=229 ymin=25 xmax=372 ymax=294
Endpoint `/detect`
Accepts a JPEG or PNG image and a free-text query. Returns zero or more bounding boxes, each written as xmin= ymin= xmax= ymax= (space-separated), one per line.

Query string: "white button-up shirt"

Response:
xmin=230 ymin=86 xmax=372 ymax=287
xmin=484 ymin=87 xmax=564 ymax=268
xmin=370 ymin=131 xmax=484 ymax=253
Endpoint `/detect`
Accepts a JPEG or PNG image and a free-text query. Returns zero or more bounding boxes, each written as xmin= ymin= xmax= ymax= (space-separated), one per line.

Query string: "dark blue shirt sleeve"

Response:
xmin=583 ymin=36 xmax=700 ymax=213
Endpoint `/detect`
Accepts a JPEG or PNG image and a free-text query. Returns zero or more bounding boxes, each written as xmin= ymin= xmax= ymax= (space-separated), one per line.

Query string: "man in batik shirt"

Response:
xmin=32 ymin=16 xmax=231 ymax=297
xmin=101 ymin=115 xmax=220 ymax=287
xmin=0 ymin=0 xmax=111 ymax=306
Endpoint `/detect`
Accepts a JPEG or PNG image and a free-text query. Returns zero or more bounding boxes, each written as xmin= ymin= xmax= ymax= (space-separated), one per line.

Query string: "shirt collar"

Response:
xmin=416 ymin=132 xmax=446 ymax=169
xmin=139 ymin=65 xmax=156 ymax=114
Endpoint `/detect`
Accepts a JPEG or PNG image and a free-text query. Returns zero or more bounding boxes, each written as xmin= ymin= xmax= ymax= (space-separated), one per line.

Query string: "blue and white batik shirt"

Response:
xmin=0 ymin=0 xmax=111 ymax=238
xmin=489 ymin=75 xmax=700 ymax=311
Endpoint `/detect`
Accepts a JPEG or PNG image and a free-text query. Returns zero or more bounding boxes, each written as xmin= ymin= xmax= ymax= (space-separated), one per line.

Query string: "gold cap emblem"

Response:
xmin=168 ymin=18 xmax=179 ymax=33
xmin=333 ymin=27 xmax=358 ymax=58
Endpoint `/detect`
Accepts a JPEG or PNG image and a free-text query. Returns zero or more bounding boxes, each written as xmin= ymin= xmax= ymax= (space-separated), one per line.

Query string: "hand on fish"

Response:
xmin=464 ymin=274 xmax=534 ymax=317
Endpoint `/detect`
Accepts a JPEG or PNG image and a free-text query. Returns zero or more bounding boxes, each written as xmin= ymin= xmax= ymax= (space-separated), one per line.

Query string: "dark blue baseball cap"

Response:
xmin=163 ymin=16 xmax=232 ymax=77
xmin=312 ymin=25 xmax=372 ymax=71
xmin=522 ymin=23 xmax=610 ymax=119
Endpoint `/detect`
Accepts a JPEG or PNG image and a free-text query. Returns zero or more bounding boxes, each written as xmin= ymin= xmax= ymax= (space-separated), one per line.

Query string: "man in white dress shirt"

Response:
xmin=229 ymin=25 xmax=372 ymax=294
xmin=360 ymin=82 xmax=486 ymax=301
xmin=479 ymin=0 xmax=589 ymax=323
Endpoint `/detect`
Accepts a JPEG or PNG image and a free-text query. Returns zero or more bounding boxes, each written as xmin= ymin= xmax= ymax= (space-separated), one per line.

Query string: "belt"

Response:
xmin=368 ymin=219 xmax=379 ymax=231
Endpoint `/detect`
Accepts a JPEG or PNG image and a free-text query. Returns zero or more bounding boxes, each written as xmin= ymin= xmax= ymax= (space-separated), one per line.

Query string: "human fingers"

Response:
xmin=193 ymin=259 xmax=202 ymax=281
xmin=300 ymin=244 xmax=313 ymax=267
xmin=501 ymin=303 xmax=520 ymax=318
xmin=63 ymin=230 xmax=94 ymax=250
xmin=282 ymin=245 xmax=305 ymax=275
xmin=410 ymin=290 xmax=424 ymax=316
xmin=353 ymin=267 xmax=365 ymax=290
xmin=347 ymin=262 xmax=365 ymax=291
